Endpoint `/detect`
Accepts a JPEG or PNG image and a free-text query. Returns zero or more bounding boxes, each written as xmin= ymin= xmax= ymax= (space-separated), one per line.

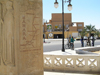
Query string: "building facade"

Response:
xmin=43 ymin=13 xmax=84 ymax=39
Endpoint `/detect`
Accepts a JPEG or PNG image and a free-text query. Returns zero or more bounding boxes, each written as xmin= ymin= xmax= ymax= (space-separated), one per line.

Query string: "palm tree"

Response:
xmin=94 ymin=30 xmax=100 ymax=38
xmin=85 ymin=24 xmax=96 ymax=37
xmin=80 ymin=28 xmax=87 ymax=37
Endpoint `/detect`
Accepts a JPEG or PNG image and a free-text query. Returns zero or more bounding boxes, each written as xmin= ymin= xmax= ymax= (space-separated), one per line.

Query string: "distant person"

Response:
xmin=87 ymin=37 xmax=91 ymax=46
xmin=70 ymin=36 xmax=75 ymax=50
xmin=68 ymin=37 xmax=71 ymax=48
xmin=81 ymin=36 xmax=84 ymax=47
xmin=57 ymin=36 xmax=58 ymax=39
xmin=92 ymin=35 xmax=95 ymax=46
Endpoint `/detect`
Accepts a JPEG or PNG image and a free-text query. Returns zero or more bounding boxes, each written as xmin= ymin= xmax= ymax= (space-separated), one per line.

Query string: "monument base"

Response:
xmin=0 ymin=0 xmax=43 ymax=75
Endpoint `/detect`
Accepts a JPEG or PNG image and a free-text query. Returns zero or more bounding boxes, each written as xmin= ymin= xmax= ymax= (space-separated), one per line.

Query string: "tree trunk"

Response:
xmin=89 ymin=33 xmax=91 ymax=37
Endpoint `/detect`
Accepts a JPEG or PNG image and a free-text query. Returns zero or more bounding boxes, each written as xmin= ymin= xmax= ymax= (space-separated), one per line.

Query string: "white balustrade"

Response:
xmin=44 ymin=55 xmax=100 ymax=73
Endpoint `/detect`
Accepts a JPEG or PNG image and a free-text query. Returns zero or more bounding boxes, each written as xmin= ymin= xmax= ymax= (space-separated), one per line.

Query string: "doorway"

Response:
xmin=54 ymin=34 xmax=63 ymax=39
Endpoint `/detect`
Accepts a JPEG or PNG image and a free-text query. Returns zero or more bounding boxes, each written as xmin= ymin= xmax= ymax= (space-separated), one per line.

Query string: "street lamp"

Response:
xmin=54 ymin=0 xmax=59 ymax=8
xmin=54 ymin=0 xmax=72 ymax=52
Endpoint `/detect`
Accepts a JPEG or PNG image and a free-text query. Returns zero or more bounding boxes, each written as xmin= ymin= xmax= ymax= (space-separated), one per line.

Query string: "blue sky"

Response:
xmin=43 ymin=0 xmax=100 ymax=29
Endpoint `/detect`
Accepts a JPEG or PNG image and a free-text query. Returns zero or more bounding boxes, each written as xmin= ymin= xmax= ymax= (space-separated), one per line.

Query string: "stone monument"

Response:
xmin=0 ymin=0 xmax=43 ymax=75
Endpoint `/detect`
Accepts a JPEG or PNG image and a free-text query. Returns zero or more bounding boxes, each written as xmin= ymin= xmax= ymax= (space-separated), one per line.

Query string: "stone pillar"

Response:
xmin=0 ymin=0 xmax=43 ymax=75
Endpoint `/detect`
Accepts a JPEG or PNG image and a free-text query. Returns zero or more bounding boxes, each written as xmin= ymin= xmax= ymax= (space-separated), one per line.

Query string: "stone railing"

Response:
xmin=44 ymin=55 xmax=100 ymax=73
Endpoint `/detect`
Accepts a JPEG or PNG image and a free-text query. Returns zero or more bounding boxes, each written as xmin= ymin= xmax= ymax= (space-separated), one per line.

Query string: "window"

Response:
xmin=59 ymin=24 xmax=61 ymax=28
xmin=66 ymin=24 xmax=69 ymax=28
xmin=47 ymin=25 xmax=52 ymax=32
xmin=55 ymin=25 xmax=58 ymax=29
xmin=78 ymin=24 xmax=82 ymax=26
xmin=78 ymin=29 xmax=82 ymax=31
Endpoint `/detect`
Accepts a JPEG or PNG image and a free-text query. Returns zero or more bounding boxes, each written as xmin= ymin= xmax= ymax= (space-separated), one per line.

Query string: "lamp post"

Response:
xmin=54 ymin=0 xmax=72 ymax=52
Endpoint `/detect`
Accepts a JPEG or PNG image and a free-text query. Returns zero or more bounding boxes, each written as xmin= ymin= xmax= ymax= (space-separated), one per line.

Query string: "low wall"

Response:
xmin=44 ymin=55 xmax=100 ymax=73
xmin=76 ymin=47 xmax=100 ymax=55
xmin=80 ymin=47 xmax=100 ymax=52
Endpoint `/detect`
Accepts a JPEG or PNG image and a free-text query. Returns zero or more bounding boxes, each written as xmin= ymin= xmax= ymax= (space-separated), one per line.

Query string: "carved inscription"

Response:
xmin=19 ymin=5 xmax=41 ymax=51
xmin=20 ymin=14 xmax=41 ymax=50
xmin=19 ymin=0 xmax=42 ymax=49
xmin=19 ymin=1 xmax=43 ymax=74
xmin=22 ymin=16 xmax=26 ymax=40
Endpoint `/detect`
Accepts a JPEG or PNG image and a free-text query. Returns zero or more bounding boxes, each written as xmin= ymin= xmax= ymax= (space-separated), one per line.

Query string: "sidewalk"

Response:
xmin=44 ymin=49 xmax=77 ymax=55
